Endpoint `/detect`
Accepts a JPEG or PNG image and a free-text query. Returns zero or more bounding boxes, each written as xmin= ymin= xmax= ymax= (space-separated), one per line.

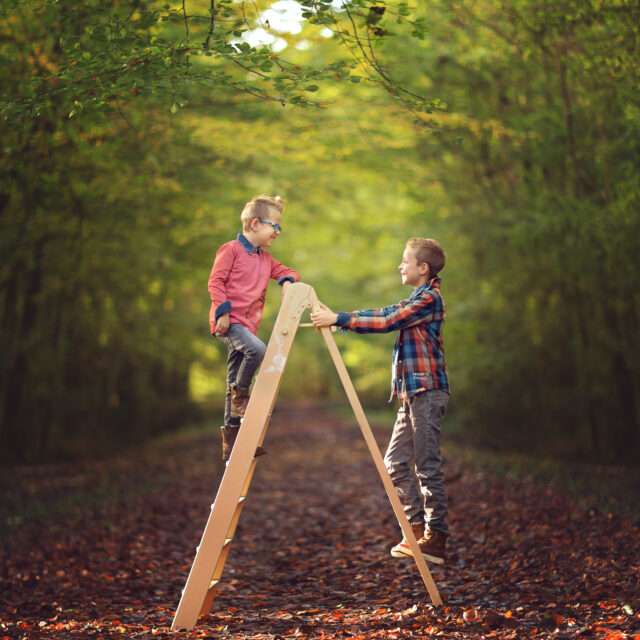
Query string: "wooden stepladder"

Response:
xmin=171 ymin=283 xmax=442 ymax=632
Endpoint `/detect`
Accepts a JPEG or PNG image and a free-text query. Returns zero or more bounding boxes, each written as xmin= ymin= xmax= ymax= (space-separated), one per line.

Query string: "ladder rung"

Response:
xmin=199 ymin=535 xmax=232 ymax=554
xmin=211 ymin=496 xmax=245 ymax=512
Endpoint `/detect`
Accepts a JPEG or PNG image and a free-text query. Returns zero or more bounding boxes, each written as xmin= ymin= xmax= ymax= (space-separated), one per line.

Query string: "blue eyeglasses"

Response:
xmin=259 ymin=219 xmax=282 ymax=233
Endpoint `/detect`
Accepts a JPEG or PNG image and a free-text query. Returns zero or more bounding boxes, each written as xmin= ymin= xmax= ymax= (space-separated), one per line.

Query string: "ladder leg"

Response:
xmin=198 ymin=462 xmax=255 ymax=617
xmin=171 ymin=283 xmax=316 ymax=631
xmin=319 ymin=326 xmax=443 ymax=607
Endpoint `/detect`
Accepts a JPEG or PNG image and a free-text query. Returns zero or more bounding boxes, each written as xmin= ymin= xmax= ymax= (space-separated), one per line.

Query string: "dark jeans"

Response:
xmin=384 ymin=389 xmax=450 ymax=535
xmin=216 ymin=323 xmax=266 ymax=425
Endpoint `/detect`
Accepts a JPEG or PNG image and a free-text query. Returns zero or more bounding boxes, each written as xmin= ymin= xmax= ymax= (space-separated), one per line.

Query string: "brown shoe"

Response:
xmin=390 ymin=522 xmax=425 ymax=558
xmin=418 ymin=530 xmax=447 ymax=564
xmin=230 ymin=385 xmax=250 ymax=418
xmin=220 ymin=425 xmax=266 ymax=462
xmin=221 ymin=425 xmax=238 ymax=461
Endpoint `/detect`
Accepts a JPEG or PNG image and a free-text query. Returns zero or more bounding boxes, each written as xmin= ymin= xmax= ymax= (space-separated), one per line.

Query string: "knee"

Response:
xmin=254 ymin=341 xmax=266 ymax=361
xmin=246 ymin=340 xmax=266 ymax=361
xmin=383 ymin=451 xmax=393 ymax=472
xmin=385 ymin=461 xmax=409 ymax=482
xmin=384 ymin=447 xmax=410 ymax=474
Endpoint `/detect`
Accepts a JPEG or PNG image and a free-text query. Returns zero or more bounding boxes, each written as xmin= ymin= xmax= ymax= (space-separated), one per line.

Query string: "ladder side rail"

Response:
xmin=318 ymin=326 xmax=443 ymax=607
xmin=197 ymin=284 xmax=313 ymax=617
xmin=171 ymin=438 xmax=259 ymax=629
xmin=171 ymin=283 xmax=315 ymax=631
xmin=230 ymin=282 xmax=315 ymax=471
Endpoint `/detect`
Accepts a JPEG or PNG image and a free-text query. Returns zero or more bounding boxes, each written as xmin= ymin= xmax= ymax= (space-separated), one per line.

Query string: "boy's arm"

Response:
xmin=268 ymin=254 xmax=300 ymax=287
xmin=335 ymin=290 xmax=443 ymax=334
xmin=208 ymin=243 xmax=235 ymax=333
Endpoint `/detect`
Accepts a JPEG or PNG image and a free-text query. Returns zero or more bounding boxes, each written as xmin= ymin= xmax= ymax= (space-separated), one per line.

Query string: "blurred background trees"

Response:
xmin=2 ymin=0 xmax=638 ymax=463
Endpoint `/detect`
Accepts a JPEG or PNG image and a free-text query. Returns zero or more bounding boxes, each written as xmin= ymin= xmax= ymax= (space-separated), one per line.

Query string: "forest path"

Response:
xmin=1 ymin=403 xmax=638 ymax=639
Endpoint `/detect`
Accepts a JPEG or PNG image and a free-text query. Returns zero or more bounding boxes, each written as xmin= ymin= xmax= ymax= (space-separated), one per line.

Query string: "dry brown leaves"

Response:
xmin=1 ymin=404 xmax=639 ymax=639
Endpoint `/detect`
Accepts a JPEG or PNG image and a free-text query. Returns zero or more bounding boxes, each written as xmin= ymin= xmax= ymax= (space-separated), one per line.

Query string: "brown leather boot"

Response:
xmin=220 ymin=425 xmax=266 ymax=462
xmin=221 ymin=425 xmax=238 ymax=461
xmin=230 ymin=385 xmax=251 ymax=418
xmin=390 ymin=522 xmax=425 ymax=558
xmin=418 ymin=530 xmax=448 ymax=564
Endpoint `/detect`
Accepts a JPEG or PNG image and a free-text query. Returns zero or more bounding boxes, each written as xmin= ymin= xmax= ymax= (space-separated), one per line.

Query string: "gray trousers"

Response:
xmin=216 ymin=323 xmax=266 ymax=426
xmin=384 ymin=390 xmax=450 ymax=536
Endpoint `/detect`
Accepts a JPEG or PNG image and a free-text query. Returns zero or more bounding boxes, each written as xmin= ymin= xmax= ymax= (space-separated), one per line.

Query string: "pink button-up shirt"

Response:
xmin=208 ymin=234 xmax=300 ymax=335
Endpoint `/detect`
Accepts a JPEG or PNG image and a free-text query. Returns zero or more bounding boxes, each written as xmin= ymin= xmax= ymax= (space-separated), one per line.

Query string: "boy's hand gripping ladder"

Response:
xmin=171 ymin=283 xmax=442 ymax=632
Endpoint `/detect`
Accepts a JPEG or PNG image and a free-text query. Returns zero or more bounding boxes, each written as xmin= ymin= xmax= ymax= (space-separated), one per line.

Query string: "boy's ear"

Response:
xmin=421 ymin=263 xmax=430 ymax=276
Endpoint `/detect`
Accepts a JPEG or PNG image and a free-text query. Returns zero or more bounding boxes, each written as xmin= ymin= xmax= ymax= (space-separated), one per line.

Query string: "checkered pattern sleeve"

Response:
xmin=343 ymin=288 xmax=445 ymax=334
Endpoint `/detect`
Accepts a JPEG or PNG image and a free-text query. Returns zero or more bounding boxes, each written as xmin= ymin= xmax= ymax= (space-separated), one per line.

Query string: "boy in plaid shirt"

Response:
xmin=311 ymin=238 xmax=450 ymax=564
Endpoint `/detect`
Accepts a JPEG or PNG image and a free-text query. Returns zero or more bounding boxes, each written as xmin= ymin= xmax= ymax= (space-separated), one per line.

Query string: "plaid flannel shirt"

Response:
xmin=335 ymin=277 xmax=449 ymax=401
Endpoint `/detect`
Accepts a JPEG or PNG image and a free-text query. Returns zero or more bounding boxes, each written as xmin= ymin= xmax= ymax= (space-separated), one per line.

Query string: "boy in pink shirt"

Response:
xmin=208 ymin=195 xmax=299 ymax=461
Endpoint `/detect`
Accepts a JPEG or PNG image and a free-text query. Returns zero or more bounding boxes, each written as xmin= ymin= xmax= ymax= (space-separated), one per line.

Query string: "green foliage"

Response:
xmin=376 ymin=0 xmax=640 ymax=462
xmin=0 ymin=97 xmax=208 ymax=459
xmin=2 ymin=0 xmax=639 ymax=464
xmin=0 ymin=0 xmax=438 ymax=462
xmin=0 ymin=0 xmax=438 ymax=120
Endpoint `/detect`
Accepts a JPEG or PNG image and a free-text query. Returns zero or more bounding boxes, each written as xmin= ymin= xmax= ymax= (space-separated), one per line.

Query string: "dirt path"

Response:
xmin=1 ymin=403 xmax=639 ymax=639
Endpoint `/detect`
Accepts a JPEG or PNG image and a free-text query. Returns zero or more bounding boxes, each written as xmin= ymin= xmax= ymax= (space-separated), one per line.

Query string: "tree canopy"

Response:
xmin=2 ymin=0 xmax=639 ymax=463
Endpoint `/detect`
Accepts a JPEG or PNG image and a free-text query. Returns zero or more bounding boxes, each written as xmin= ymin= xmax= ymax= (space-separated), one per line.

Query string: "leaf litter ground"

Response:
xmin=1 ymin=403 xmax=639 ymax=639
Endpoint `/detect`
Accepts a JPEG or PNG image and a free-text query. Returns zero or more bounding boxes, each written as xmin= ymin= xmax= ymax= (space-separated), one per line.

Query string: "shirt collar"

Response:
xmin=237 ymin=233 xmax=260 ymax=254
xmin=411 ymin=276 xmax=441 ymax=299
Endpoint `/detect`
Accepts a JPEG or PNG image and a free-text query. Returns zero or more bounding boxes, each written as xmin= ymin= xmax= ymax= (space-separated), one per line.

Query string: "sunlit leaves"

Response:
xmin=1 ymin=0 xmax=439 ymax=120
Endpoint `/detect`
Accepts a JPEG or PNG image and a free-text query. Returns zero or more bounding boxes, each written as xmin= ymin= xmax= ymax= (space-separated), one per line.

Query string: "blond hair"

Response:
xmin=406 ymin=237 xmax=446 ymax=277
xmin=241 ymin=195 xmax=285 ymax=232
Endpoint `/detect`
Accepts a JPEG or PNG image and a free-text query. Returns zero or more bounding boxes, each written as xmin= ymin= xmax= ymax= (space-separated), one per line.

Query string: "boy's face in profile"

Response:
xmin=398 ymin=247 xmax=428 ymax=288
xmin=252 ymin=206 xmax=282 ymax=248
